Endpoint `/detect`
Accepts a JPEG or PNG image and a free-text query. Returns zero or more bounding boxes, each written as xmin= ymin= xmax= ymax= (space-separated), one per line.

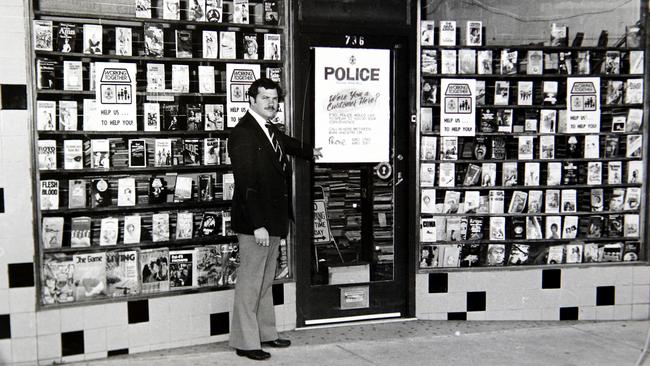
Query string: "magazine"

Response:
xmin=73 ymin=252 xmax=107 ymax=301
xmin=169 ymin=249 xmax=195 ymax=289
xmin=140 ymin=248 xmax=170 ymax=293
xmin=106 ymin=250 xmax=140 ymax=297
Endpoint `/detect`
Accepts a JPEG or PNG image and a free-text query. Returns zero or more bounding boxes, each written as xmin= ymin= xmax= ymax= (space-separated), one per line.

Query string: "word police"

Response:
xmin=324 ymin=67 xmax=379 ymax=81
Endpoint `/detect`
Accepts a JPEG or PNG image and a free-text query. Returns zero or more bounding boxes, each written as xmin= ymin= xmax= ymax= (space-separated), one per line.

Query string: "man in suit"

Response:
xmin=228 ymin=78 xmax=321 ymax=360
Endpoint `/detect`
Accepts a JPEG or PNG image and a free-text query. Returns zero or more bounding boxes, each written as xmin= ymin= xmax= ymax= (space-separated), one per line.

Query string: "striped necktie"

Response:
xmin=265 ymin=122 xmax=287 ymax=172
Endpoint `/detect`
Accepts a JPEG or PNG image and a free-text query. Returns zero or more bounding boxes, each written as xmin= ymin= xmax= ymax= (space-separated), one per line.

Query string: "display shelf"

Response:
xmin=424 ymin=74 xmax=644 ymax=79
xmin=421 ymin=157 xmax=642 ymax=164
xmin=41 ymin=199 xmax=232 ymax=216
xmin=421 ymin=183 xmax=642 ymax=191
xmin=421 ymin=45 xmax=644 ymax=52
xmin=420 ymin=131 xmax=643 ymax=137
xmin=417 ymin=260 xmax=648 ymax=273
xmin=38 ymin=130 xmax=230 ymax=137
xmin=420 ymin=210 xmax=640 ymax=218
xmin=419 ymin=236 xmax=638 ymax=245
xmin=39 ymin=164 xmax=232 ymax=178
xmin=36 ymin=90 xmax=229 ymax=97
xmin=35 ymin=50 xmax=284 ymax=64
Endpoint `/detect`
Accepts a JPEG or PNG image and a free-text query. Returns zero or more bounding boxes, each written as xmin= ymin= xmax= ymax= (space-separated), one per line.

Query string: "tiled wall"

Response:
xmin=0 ymin=1 xmax=297 ymax=364
xmin=417 ymin=266 xmax=650 ymax=321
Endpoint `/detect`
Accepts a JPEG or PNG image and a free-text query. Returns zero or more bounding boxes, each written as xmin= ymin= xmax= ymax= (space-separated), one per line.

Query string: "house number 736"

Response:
xmin=345 ymin=35 xmax=365 ymax=46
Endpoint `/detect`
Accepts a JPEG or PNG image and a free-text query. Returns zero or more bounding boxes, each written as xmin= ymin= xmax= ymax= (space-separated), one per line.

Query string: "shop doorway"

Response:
xmin=293 ymin=30 xmax=412 ymax=326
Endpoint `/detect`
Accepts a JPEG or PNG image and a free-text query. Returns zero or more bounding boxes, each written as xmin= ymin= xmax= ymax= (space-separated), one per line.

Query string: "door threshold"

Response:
xmin=298 ymin=313 xmax=415 ymax=330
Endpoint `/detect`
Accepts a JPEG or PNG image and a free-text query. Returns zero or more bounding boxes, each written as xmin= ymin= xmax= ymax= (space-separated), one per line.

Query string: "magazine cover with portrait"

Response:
xmin=139 ymin=247 xmax=170 ymax=293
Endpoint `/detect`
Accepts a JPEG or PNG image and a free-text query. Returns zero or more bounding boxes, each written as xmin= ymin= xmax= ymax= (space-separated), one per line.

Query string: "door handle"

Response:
xmin=395 ymin=171 xmax=404 ymax=186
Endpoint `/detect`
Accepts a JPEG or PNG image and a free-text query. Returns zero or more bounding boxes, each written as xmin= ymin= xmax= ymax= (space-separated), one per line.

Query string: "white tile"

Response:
xmin=561 ymin=287 xmax=595 ymax=307
xmin=10 ymin=312 xmax=35 ymax=338
xmin=37 ymin=334 xmax=60 ymax=360
xmin=129 ymin=345 xmax=151 ymax=355
xmin=84 ymin=351 xmax=108 ymax=361
xmin=486 ymin=287 xmax=523 ymax=311
xmin=541 ymin=307 xmax=559 ymax=321
xmin=187 ymin=292 xmax=211 ymax=314
xmin=84 ymin=328 xmax=107 ymax=354
xmin=616 ymin=285 xmax=633 ymax=305
xmin=59 ymin=306 xmax=84 ymax=332
xmin=168 ymin=315 xmax=192 ymax=342
xmin=9 ymin=288 xmax=35 ymax=313
xmin=633 ymin=285 xmax=650 ymax=304
xmin=0 ymin=110 xmax=29 ymax=137
xmin=611 ymin=267 xmax=635 ymax=286
xmin=521 ymin=307 xmax=542 ymax=320
xmin=486 ymin=309 xmax=522 ymax=320
xmin=83 ymin=304 xmax=109 ymax=329
xmin=148 ymin=318 xmax=171 ymax=346
xmin=105 ymin=325 xmax=128 ymax=350
xmin=0 ymin=339 xmax=12 ymax=364
xmin=614 ymin=305 xmax=632 ymax=320
xmin=209 ymin=291 xmax=232 ymax=313
xmin=38 ymin=358 xmax=60 ymax=365
xmin=36 ymin=308 xmax=60 ymax=335
xmin=632 ymin=304 xmax=650 ymax=320
xmin=466 ymin=311 xmax=487 ymax=321
xmin=0 ymin=289 xmax=9 ymax=313
xmin=190 ymin=314 xmax=210 ymax=339
xmin=579 ymin=306 xmax=596 ymax=320
xmin=149 ymin=342 xmax=171 ymax=351
xmin=595 ymin=305 xmax=615 ymax=320
xmin=634 ymin=266 xmax=650 ymax=285
xmin=444 ymin=292 xmax=465 ymax=312
xmin=0 ymin=58 xmax=27 ymax=85
xmin=61 ymin=354 xmax=84 ymax=363
xmin=148 ymin=297 xmax=171 ymax=321
xmin=284 ymin=282 xmax=296 ymax=303
xmin=103 ymin=302 xmax=128 ymax=325
xmin=0 ymin=263 xmax=8 ymax=290
xmin=127 ymin=322 xmax=150 ymax=348
xmin=11 ymin=336 xmax=37 ymax=363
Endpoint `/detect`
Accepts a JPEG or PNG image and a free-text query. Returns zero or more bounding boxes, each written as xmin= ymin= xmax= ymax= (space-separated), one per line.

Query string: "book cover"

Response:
xmin=623 ymin=187 xmax=641 ymax=211
xmin=195 ymin=245 xmax=222 ymax=286
xmin=591 ymin=188 xmax=604 ymax=212
xmin=68 ymin=179 xmax=87 ymax=209
xmin=152 ymin=213 xmax=170 ymax=242
xmin=199 ymin=211 xmax=220 ymax=236
xmin=153 ymin=139 xmax=172 ymax=167
xmin=587 ymin=215 xmax=604 ymax=238
xmin=440 ymin=49 xmax=457 ymax=74
xmin=542 ymin=81 xmax=558 ymax=105
xmin=59 ymin=100 xmax=78 ymax=131
xmin=587 ymin=162 xmax=602 ymax=185
xmin=562 ymin=162 xmax=578 ymax=185
xmin=583 ymin=134 xmax=600 ymax=159
xmin=547 ymin=245 xmax=564 ymax=264
xmin=143 ymin=102 xmax=160 ymax=131
xmin=420 ymin=135 xmax=437 ymax=160
xmin=73 ymin=252 xmax=107 ymax=301
xmin=188 ymin=0 xmax=207 ymax=21
xmin=443 ymin=191 xmax=460 ymax=214
xmin=463 ymin=164 xmax=481 ymax=186
xmin=83 ymin=24 xmax=102 ymax=55
xmin=624 ymin=79 xmax=643 ymax=104
xmin=420 ymin=188 xmax=436 ymax=214
xmin=547 ymin=162 xmax=562 ymax=186
xmin=266 ymin=67 xmax=282 ymax=83
xmin=115 ymin=27 xmax=132 ymax=56
xmin=558 ymin=51 xmax=572 ymax=74
xmin=626 ymin=134 xmax=642 ymax=157
xmin=420 ymin=20 xmax=434 ymax=46
xmin=526 ymin=216 xmax=543 ymax=239
xmin=135 ymin=0 xmax=152 ymax=18
xmin=545 ymin=190 xmax=560 ymax=213
xmin=175 ymin=212 xmax=194 ymax=240
xmin=139 ymin=247 xmax=170 ymax=293
xmin=172 ymin=64 xmax=190 ymax=93
xmin=421 ymin=50 xmax=437 ymax=75
xmin=496 ymin=109 xmax=513 ymax=133
xmin=606 ymin=80 xmax=623 ymax=105
xmin=517 ymin=136 xmax=533 ymax=160
xmin=481 ymin=163 xmax=496 ymax=187
xmin=38 ymin=140 xmax=57 ymax=170
xmin=182 ymin=139 xmax=200 ymax=165
xmin=146 ymin=63 xmax=165 ymax=92
xmin=199 ymin=174 xmax=214 ymax=201
xmin=539 ymin=135 xmax=555 ymax=159
xmin=219 ymin=31 xmax=236 ymax=59
xmin=420 ymin=218 xmax=436 ymax=242
xmin=205 ymin=104 xmax=224 ymax=130
xmin=91 ymin=178 xmax=110 ymax=207
xmin=162 ymin=104 xmax=182 ymax=130
xmin=609 ymin=188 xmax=625 ymax=211
xmin=545 ymin=216 xmax=562 ymax=239
xmin=526 ymin=50 xmax=543 ymax=75
xmin=629 ymin=50 xmax=644 ymax=74
xmin=90 ymin=139 xmax=110 ymax=169
xmin=550 ymin=23 xmax=568 ymax=46
xmin=623 ymin=242 xmax=640 ymax=261
xmin=198 ymin=65 xmax=215 ymax=93
xmin=149 ymin=177 xmax=168 ymax=204
xmin=174 ymin=176 xmax=193 ymax=202
xmin=544 ymin=53 xmax=558 ymax=73
xmin=627 ymin=160 xmax=643 ymax=184
xmin=242 ymin=33 xmax=259 ymax=60
xmin=34 ymin=20 xmax=54 ymax=51
xmin=480 ymin=108 xmax=496 ymax=132
xmin=486 ymin=244 xmax=506 ymax=265
xmin=509 ymin=244 xmax=530 ymax=265
xmin=508 ymin=191 xmax=528 ymax=213
xmin=169 ymin=249 xmax=195 ymax=289
xmin=175 ymin=29 xmax=193 ymax=58
xmin=117 ymin=178 xmax=136 ymax=207
xmin=42 ymin=254 xmax=76 ymax=304
xmin=458 ymin=49 xmax=476 ymax=74
xmin=262 ymin=0 xmax=278 ymax=25
xmin=420 ymin=245 xmax=440 ymax=268
xmin=583 ymin=243 xmax=600 ymax=263
xmin=144 ymin=23 xmax=164 ymax=57
xmin=560 ymin=189 xmax=577 ymax=213
xmin=494 ymin=81 xmax=510 ymax=105
xmin=517 ymin=81 xmax=534 ymax=105
xmin=128 ymin=139 xmax=147 ymax=168
xmin=57 ymin=23 xmax=76 ymax=53
xmin=607 ymin=216 xmax=624 ymax=237
xmin=604 ymin=135 xmax=619 ymax=158
xmin=186 ymin=104 xmax=202 ymax=131
xmin=420 ymin=107 xmax=433 ymax=133
xmin=37 ymin=58 xmax=57 ymax=90
xmin=63 ymin=140 xmax=83 ymax=170
xmin=163 ymin=0 xmax=181 ymax=20
xmin=488 ymin=190 xmax=504 ymax=214
xmin=624 ymin=214 xmax=639 ymax=238
xmin=106 ymin=250 xmax=140 ymax=297
xmin=626 ymin=109 xmax=643 ymax=132
xmin=202 ymin=30 xmax=219 ymax=58
xmin=600 ymin=242 xmax=623 ymax=262
xmin=42 ymin=217 xmax=64 ymax=249
xmin=37 ymin=101 xmax=56 ymax=131
xmin=463 ymin=191 xmax=480 ymax=214
xmin=421 ymin=79 xmax=437 ymax=104
xmin=222 ymin=211 xmax=234 ymax=236
xmin=527 ymin=190 xmax=543 ymax=213
xmin=441 ymin=244 xmax=461 ymax=267
xmin=576 ymin=51 xmax=590 ymax=74
xmin=466 ymin=21 xmax=482 ymax=46
xmin=438 ymin=163 xmax=455 ymax=187
xmin=502 ymin=162 xmax=518 ymax=186
xmin=233 ymin=0 xmax=249 ymax=24
xmin=472 ymin=136 xmax=488 ymax=160
xmin=264 ymin=33 xmax=281 ymax=60
xmin=476 ymin=80 xmax=486 ymax=106
xmin=562 ymin=215 xmax=578 ymax=239
xmin=440 ymin=136 xmax=458 ymax=160
xmin=460 ymin=243 xmax=481 ymax=267
xmin=70 ymin=216 xmax=91 ymax=247
xmin=539 ymin=109 xmax=556 ymax=133
xmin=500 ymin=49 xmax=517 ymax=75
xmin=467 ymin=217 xmax=484 ymax=240
xmin=204 ymin=138 xmax=220 ymax=165
xmin=439 ymin=21 xmax=456 ymax=46
xmin=123 ymin=215 xmax=141 ymax=244
xmin=602 ymin=51 xmax=621 ymax=74
xmin=99 ymin=217 xmax=119 ymax=246
xmin=611 ymin=115 xmax=627 ymax=132
xmin=477 ymin=50 xmax=493 ymax=74
xmin=524 ymin=162 xmax=540 ymax=186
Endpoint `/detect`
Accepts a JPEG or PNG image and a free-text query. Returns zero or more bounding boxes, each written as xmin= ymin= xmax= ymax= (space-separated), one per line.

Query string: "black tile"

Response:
xmin=61 ymin=330 xmax=84 ymax=356
xmin=0 ymin=84 xmax=27 ymax=110
xmin=127 ymin=299 xmax=149 ymax=324
xmin=107 ymin=348 xmax=129 ymax=357
xmin=210 ymin=312 xmax=229 ymax=336
xmin=447 ymin=312 xmax=467 ymax=320
xmin=542 ymin=269 xmax=561 ymax=289
xmin=428 ymin=273 xmax=448 ymax=293
xmin=8 ymin=263 xmax=34 ymax=288
xmin=0 ymin=314 xmax=10 ymax=339
xmin=272 ymin=283 xmax=284 ymax=306
xmin=0 ymin=188 xmax=4 ymax=213
xmin=559 ymin=307 xmax=579 ymax=320
xmin=596 ymin=286 xmax=616 ymax=306
xmin=467 ymin=291 xmax=486 ymax=312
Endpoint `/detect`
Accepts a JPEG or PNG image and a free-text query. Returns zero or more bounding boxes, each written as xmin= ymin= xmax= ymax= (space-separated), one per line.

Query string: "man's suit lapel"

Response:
xmin=243 ymin=113 xmax=285 ymax=175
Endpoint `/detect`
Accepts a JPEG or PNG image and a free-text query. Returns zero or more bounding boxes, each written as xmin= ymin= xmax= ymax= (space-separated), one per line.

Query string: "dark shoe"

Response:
xmin=235 ymin=349 xmax=271 ymax=360
xmin=262 ymin=338 xmax=291 ymax=348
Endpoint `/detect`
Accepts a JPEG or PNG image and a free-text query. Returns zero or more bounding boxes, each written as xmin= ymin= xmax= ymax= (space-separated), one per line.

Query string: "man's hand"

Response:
xmin=254 ymin=227 xmax=270 ymax=247
xmin=313 ymin=147 xmax=323 ymax=160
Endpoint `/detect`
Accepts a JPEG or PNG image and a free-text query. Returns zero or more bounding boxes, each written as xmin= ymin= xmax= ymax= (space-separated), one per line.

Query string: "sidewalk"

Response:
xmin=75 ymin=319 xmax=650 ymax=365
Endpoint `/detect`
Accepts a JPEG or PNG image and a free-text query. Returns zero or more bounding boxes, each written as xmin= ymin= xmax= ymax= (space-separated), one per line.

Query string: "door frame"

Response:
xmin=291 ymin=22 xmax=417 ymax=326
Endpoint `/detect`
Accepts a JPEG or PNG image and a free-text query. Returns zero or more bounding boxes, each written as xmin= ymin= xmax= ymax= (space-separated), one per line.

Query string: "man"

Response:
xmin=228 ymin=78 xmax=321 ymax=361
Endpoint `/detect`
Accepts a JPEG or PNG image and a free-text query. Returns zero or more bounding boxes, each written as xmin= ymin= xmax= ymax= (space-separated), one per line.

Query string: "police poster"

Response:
xmin=314 ymin=47 xmax=390 ymax=163
xmin=94 ymin=62 xmax=137 ymax=131
xmin=440 ymin=78 xmax=476 ymax=136
xmin=566 ymin=77 xmax=600 ymax=133
xmin=226 ymin=63 xmax=260 ymax=127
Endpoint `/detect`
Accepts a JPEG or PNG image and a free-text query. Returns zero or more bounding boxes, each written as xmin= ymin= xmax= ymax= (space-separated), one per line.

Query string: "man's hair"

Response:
xmin=248 ymin=77 xmax=283 ymax=100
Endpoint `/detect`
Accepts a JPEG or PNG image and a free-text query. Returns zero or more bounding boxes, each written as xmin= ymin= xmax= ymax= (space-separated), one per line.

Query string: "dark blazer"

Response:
xmin=228 ymin=112 xmax=311 ymax=237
